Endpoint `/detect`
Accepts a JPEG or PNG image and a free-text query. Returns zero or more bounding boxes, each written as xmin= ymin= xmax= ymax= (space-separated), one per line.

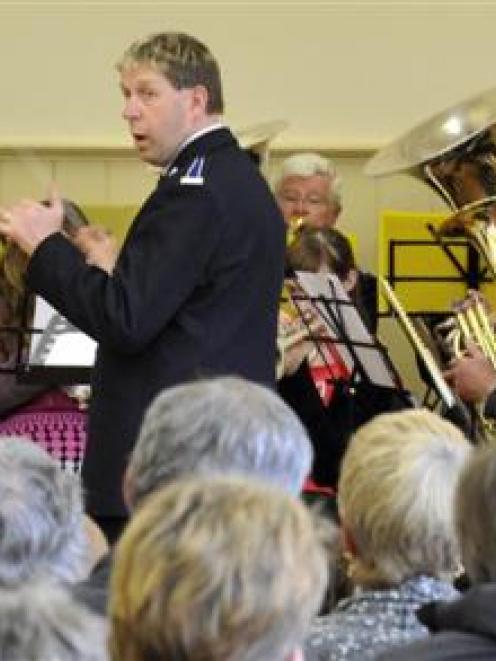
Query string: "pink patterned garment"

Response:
xmin=0 ymin=389 xmax=87 ymax=473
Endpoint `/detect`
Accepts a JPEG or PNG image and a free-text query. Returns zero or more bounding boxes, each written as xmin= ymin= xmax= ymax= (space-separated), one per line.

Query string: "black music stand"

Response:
xmin=291 ymin=271 xmax=411 ymax=411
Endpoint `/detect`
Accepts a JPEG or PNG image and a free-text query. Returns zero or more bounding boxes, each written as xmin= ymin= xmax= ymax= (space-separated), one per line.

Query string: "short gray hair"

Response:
xmin=0 ymin=437 xmax=90 ymax=586
xmin=273 ymin=152 xmax=342 ymax=208
xmin=127 ymin=376 xmax=312 ymax=508
xmin=0 ymin=580 xmax=107 ymax=661
xmin=339 ymin=409 xmax=471 ymax=586
xmin=456 ymin=444 xmax=496 ymax=584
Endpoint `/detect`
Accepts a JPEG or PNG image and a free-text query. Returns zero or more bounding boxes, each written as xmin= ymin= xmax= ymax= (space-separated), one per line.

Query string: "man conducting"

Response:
xmin=0 ymin=32 xmax=286 ymax=537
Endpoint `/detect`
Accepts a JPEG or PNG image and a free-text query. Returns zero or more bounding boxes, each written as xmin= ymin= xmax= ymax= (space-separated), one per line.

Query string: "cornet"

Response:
xmin=433 ymin=290 xmax=496 ymax=368
xmin=286 ymin=216 xmax=306 ymax=247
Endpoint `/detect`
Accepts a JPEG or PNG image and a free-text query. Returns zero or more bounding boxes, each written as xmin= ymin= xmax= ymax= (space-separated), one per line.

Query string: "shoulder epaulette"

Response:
xmin=180 ymin=156 xmax=205 ymax=186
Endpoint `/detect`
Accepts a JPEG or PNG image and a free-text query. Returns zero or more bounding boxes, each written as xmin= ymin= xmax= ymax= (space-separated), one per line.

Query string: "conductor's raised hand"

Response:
xmin=0 ymin=188 xmax=64 ymax=256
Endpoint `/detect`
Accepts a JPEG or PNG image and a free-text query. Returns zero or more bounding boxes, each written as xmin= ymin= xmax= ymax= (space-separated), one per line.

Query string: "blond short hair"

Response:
xmin=117 ymin=32 xmax=224 ymax=114
xmin=109 ymin=477 xmax=331 ymax=661
xmin=338 ymin=409 xmax=471 ymax=586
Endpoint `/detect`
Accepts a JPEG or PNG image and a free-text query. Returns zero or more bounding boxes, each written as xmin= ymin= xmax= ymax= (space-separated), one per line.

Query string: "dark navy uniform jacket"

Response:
xmin=27 ymin=127 xmax=286 ymax=516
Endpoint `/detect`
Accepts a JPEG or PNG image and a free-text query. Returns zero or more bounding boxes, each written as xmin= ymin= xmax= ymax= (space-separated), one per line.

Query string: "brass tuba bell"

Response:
xmin=365 ymin=91 xmax=496 ymax=440
xmin=365 ymin=87 xmax=496 ymax=276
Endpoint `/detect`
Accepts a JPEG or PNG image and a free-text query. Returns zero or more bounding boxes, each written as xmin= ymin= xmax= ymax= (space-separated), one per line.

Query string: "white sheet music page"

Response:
xmin=29 ymin=297 xmax=97 ymax=367
xmin=295 ymin=271 xmax=395 ymax=388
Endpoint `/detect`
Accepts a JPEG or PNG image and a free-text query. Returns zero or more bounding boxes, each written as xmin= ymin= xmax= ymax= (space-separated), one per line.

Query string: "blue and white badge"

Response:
xmin=180 ymin=156 xmax=205 ymax=185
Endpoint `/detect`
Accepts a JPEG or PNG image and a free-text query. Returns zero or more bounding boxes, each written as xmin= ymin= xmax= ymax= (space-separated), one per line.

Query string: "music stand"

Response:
xmin=20 ymin=296 xmax=96 ymax=385
xmin=291 ymin=271 xmax=410 ymax=407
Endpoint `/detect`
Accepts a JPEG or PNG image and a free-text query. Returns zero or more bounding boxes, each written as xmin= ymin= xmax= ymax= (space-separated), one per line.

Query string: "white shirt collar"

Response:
xmin=163 ymin=121 xmax=224 ymax=175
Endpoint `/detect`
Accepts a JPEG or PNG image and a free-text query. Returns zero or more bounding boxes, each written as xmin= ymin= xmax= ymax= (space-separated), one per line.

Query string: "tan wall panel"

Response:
xmin=335 ymin=157 xmax=377 ymax=270
xmin=106 ymin=160 xmax=157 ymax=205
xmin=53 ymin=159 xmax=107 ymax=204
xmin=376 ymin=174 xmax=446 ymax=213
xmin=0 ymin=158 xmax=53 ymax=205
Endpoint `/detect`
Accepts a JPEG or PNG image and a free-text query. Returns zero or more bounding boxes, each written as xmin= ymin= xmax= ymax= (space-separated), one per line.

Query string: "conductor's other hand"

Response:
xmin=0 ymin=188 xmax=64 ymax=256
xmin=73 ymin=225 xmax=118 ymax=274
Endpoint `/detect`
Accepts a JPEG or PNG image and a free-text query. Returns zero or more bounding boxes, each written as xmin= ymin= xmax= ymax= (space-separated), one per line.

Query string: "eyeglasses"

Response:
xmin=278 ymin=192 xmax=329 ymax=207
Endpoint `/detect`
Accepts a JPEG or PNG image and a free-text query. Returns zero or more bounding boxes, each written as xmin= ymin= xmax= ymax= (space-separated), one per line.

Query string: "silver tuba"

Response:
xmin=365 ymin=90 xmax=496 ymax=439
xmin=365 ymin=87 xmax=496 ymax=276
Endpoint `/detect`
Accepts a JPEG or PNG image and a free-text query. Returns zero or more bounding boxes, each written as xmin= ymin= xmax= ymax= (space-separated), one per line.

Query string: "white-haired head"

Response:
xmin=125 ymin=376 xmax=313 ymax=509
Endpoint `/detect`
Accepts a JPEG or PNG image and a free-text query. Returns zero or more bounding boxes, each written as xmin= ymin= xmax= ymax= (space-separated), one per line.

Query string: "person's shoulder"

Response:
xmin=150 ymin=154 xmax=215 ymax=210
xmin=376 ymin=630 xmax=496 ymax=660
xmin=166 ymin=154 xmax=209 ymax=189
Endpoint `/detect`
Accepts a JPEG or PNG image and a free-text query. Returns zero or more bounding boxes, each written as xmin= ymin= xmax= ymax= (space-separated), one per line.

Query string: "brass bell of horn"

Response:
xmin=365 ymin=87 xmax=496 ymax=276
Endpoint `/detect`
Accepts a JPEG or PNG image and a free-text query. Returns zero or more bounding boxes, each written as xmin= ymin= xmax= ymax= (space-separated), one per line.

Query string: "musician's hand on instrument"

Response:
xmin=444 ymin=344 xmax=496 ymax=403
xmin=467 ymin=289 xmax=491 ymax=314
xmin=0 ymin=189 xmax=63 ymax=256
xmin=282 ymin=339 xmax=312 ymax=377
xmin=463 ymin=339 xmax=486 ymax=360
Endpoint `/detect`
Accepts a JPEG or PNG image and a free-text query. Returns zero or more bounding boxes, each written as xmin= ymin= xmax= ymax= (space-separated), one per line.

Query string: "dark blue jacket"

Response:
xmin=27 ymin=127 xmax=286 ymax=516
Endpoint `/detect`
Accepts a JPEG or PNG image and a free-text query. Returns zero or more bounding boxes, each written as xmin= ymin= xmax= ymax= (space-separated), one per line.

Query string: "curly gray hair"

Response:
xmin=0 ymin=437 xmax=90 ymax=586
xmin=0 ymin=579 xmax=107 ymax=661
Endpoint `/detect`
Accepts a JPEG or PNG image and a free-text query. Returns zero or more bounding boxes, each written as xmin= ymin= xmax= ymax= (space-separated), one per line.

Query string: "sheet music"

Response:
xmin=29 ymin=297 xmax=97 ymax=367
xmin=295 ymin=271 xmax=396 ymax=389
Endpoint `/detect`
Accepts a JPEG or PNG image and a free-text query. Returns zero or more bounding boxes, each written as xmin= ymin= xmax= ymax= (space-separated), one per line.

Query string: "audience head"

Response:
xmin=117 ymin=32 xmax=223 ymax=166
xmin=0 ymin=437 xmax=90 ymax=586
xmin=274 ymin=152 xmax=342 ymax=229
xmin=456 ymin=443 xmax=496 ymax=584
xmin=110 ymin=476 xmax=330 ymax=661
xmin=125 ymin=376 xmax=312 ymax=509
xmin=287 ymin=226 xmax=358 ymax=293
xmin=0 ymin=580 xmax=107 ymax=661
xmin=338 ymin=409 xmax=471 ymax=587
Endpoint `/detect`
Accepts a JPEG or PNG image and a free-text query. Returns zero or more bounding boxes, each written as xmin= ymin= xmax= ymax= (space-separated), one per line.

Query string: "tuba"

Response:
xmin=365 ymin=87 xmax=496 ymax=275
xmin=365 ymin=89 xmax=496 ymax=438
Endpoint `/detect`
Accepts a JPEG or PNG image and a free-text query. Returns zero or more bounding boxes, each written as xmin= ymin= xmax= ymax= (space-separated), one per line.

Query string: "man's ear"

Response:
xmin=189 ymin=84 xmax=209 ymax=118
